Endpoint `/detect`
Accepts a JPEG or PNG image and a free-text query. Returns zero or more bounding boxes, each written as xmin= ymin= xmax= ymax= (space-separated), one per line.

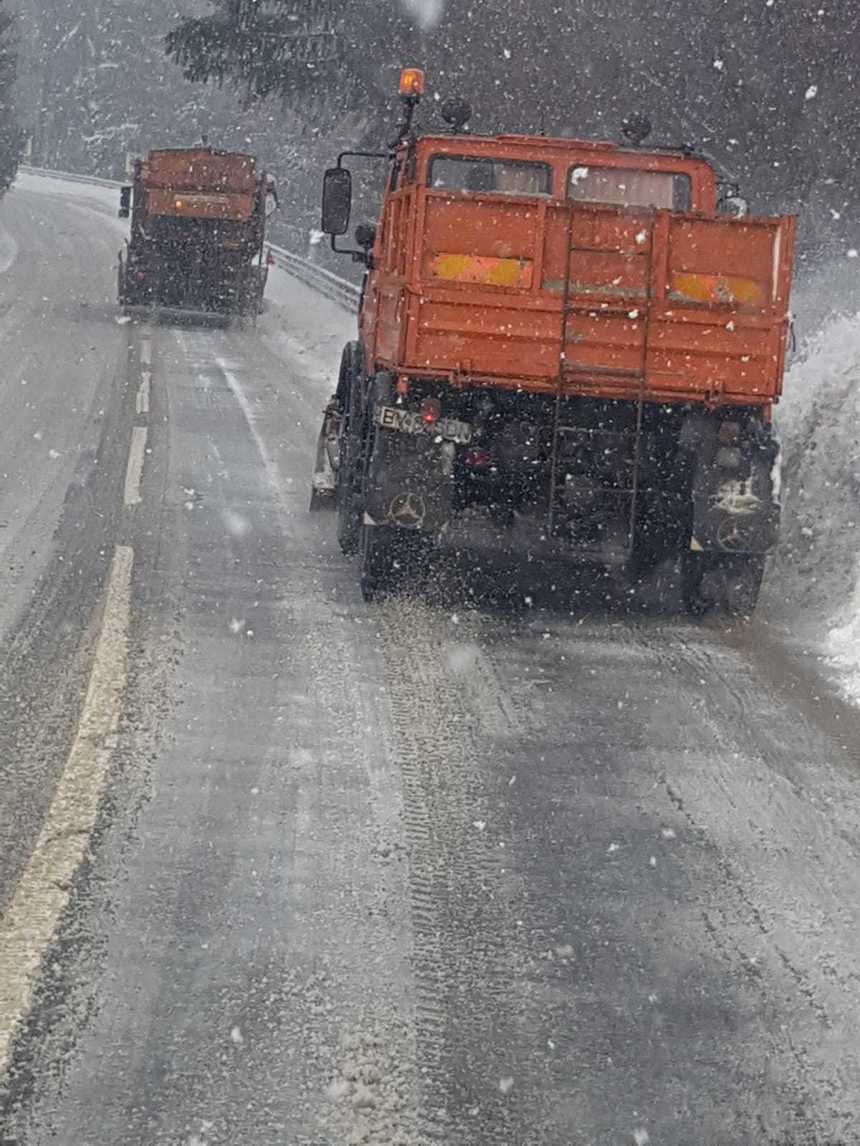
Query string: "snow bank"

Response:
xmin=13 ymin=169 xmax=129 ymax=236
xmin=770 ymin=295 xmax=860 ymax=697
xmin=829 ymin=588 xmax=860 ymax=700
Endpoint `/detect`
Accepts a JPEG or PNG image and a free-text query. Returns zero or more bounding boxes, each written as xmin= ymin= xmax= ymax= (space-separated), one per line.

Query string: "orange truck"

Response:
xmin=118 ymin=148 xmax=275 ymax=319
xmin=312 ymin=70 xmax=795 ymax=612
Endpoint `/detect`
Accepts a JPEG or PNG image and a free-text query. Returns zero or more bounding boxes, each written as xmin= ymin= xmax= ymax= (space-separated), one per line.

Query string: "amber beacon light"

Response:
xmin=399 ymin=68 xmax=426 ymax=97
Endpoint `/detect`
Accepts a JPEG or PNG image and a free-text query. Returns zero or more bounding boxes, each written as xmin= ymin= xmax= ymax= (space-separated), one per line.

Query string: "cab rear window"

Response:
xmin=568 ymin=165 xmax=692 ymax=210
xmin=430 ymin=157 xmax=552 ymax=197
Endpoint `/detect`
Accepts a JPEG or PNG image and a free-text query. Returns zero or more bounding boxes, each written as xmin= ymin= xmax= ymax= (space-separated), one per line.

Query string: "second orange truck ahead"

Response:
xmin=314 ymin=71 xmax=795 ymax=613
xmin=118 ymin=148 xmax=274 ymax=320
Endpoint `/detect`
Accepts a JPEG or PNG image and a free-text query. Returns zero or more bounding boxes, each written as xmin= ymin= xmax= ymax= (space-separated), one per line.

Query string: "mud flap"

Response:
xmin=690 ymin=456 xmax=779 ymax=555
xmin=684 ymin=417 xmax=780 ymax=556
xmin=364 ymin=422 xmax=455 ymax=535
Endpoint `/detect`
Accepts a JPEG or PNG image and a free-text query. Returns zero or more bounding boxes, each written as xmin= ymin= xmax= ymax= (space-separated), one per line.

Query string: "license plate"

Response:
xmin=377 ymin=405 xmax=472 ymax=445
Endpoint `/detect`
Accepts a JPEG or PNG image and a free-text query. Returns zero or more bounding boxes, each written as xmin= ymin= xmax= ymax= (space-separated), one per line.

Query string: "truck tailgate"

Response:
xmin=405 ymin=191 xmax=795 ymax=405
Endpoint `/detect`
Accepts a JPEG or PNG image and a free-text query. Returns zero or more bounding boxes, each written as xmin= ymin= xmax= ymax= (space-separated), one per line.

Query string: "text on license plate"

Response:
xmin=377 ymin=405 xmax=472 ymax=444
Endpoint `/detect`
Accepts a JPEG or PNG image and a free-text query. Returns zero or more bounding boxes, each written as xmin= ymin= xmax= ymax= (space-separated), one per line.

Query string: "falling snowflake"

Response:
xmin=222 ymin=509 xmax=251 ymax=537
xmin=326 ymin=1078 xmax=351 ymax=1101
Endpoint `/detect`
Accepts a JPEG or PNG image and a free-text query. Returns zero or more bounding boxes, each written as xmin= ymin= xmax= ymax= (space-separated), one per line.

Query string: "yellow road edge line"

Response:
xmin=0 ymin=544 xmax=134 ymax=1079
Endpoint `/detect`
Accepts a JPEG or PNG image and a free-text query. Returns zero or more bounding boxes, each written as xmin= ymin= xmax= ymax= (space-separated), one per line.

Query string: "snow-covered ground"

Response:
xmin=13 ymin=169 xmax=128 ymax=230
xmin=770 ymin=260 xmax=860 ymax=699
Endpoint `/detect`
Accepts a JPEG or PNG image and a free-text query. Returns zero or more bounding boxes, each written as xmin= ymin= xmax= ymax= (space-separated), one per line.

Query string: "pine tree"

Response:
xmin=0 ymin=0 xmax=22 ymax=192
xmin=165 ymin=0 xmax=341 ymax=102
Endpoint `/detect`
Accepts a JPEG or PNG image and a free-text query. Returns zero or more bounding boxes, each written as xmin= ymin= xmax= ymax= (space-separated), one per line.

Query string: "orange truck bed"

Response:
xmin=364 ymin=138 xmax=795 ymax=409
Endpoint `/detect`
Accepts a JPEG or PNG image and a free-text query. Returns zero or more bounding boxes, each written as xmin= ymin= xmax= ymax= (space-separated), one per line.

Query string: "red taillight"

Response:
xmin=420 ymin=398 xmax=441 ymax=426
xmin=718 ymin=420 xmax=741 ymax=445
xmin=464 ymin=448 xmax=493 ymax=469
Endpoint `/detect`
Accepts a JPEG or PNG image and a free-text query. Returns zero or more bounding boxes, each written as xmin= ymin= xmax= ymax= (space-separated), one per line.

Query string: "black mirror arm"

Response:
xmin=330 ymin=234 xmax=373 ymax=267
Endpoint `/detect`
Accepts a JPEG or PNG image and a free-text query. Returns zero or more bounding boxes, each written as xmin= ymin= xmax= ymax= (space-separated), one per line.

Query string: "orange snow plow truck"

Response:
xmin=311 ymin=70 xmax=795 ymax=613
xmin=117 ymin=148 xmax=274 ymax=320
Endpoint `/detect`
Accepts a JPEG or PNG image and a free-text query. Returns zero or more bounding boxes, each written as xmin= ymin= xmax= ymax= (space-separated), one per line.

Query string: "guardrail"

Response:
xmin=267 ymin=245 xmax=360 ymax=311
xmin=20 ymin=164 xmax=127 ymax=191
xmin=18 ymin=164 xmax=361 ymax=313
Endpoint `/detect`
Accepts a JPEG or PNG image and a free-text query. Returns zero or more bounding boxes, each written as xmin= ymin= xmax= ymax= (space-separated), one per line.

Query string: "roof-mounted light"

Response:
xmin=399 ymin=68 xmax=426 ymax=98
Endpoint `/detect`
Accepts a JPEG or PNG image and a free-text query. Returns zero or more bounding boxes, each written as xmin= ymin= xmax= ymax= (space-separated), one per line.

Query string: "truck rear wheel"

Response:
xmin=721 ymin=554 xmax=766 ymax=617
xmin=681 ymin=552 xmax=707 ymax=616
xmin=359 ymin=526 xmax=394 ymax=601
xmin=359 ymin=527 xmax=433 ymax=602
xmin=681 ymin=551 xmax=765 ymax=618
xmin=335 ymin=344 xmax=365 ymax=556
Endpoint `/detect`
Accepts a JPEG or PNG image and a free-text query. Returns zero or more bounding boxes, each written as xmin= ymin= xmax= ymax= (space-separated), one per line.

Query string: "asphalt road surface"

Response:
xmin=1 ymin=175 xmax=860 ymax=1146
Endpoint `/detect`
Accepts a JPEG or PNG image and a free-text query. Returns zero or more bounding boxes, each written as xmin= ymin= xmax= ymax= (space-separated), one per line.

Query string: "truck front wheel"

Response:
xmin=335 ymin=345 xmax=366 ymax=555
xmin=337 ymin=443 xmax=362 ymax=556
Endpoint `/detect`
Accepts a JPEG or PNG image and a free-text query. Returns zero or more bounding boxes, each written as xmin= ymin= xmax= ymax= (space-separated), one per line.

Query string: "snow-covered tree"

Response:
xmin=0 ymin=0 xmax=22 ymax=192
xmin=165 ymin=0 xmax=340 ymax=101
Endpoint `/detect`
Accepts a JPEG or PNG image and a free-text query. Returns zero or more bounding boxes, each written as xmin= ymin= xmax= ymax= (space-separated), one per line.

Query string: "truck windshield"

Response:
xmin=430 ymin=156 xmax=551 ymax=197
xmin=568 ymin=165 xmax=692 ymax=210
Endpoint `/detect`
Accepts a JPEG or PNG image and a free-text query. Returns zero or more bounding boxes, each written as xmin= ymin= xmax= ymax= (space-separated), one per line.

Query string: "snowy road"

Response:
xmin=2 ymin=178 xmax=860 ymax=1145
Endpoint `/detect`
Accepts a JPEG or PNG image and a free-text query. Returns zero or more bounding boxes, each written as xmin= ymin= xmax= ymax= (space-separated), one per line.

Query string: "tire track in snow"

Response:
xmin=377 ymin=598 xmax=531 ymax=1144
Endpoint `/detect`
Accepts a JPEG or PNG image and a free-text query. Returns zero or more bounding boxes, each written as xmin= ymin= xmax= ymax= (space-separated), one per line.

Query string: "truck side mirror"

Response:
xmin=321 ymin=168 xmax=352 ymax=236
xmin=119 ymin=186 xmax=132 ymax=219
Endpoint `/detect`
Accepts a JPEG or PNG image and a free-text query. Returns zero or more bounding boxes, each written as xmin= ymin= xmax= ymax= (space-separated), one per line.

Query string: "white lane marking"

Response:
xmin=0 ymin=221 xmax=19 ymax=276
xmin=123 ymin=426 xmax=148 ymax=507
xmin=140 ymin=337 xmax=152 ymax=368
xmin=136 ymin=371 xmax=151 ymax=416
xmin=214 ymin=355 xmax=285 ymax=504
xmin=0 ymin=545 xmax=134 ymax=1078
